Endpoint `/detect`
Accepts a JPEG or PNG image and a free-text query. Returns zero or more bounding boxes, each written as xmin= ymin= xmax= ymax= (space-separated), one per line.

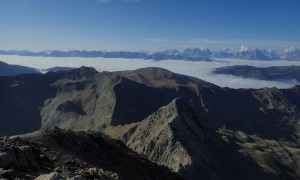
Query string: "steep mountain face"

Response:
xmin=213 ymin=65 xmax=300 ymax=82
xmin=105 ymin=99 xmax=300 ymax=180
xmin=1 ymin=66 xmax=300 ymax=179
xmin=1 ymin=66 xmax=300 ymax=139
xmin=40 ymin=69 xmax=118 ymax=130
xmin=197 ymin=85 xmax=300 ymax=141
xmin=105 ymin=99 xmax=282 ymax=180
xmin=40 ymin=67 xmax=215 ymax=131
xmin=0 ymin=127 xmax=181 ymax=179
xmin=0 ymin=72 xmax=61 ymax=136
xmin=0 ymin=67 xmax=102 ymax=136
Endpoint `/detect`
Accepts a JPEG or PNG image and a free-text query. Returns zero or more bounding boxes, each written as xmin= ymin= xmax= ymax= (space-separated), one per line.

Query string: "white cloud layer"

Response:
xmin=1 ymin=55 xmax=300 ymax=89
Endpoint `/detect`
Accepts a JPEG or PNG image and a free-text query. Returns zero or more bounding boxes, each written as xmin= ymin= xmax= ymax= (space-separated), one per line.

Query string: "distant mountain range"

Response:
xmin=1 ymin=48 xmax=300 ymax=61
xmin=214 ymin=65 xmax=300 ymax=82
xmin=0 ymin=49 xmax=211 ymax=61
xmin=282 ymin=49 xmax=300 ymax=60
xmin=1 ymin=66 xmax=300 ymax=179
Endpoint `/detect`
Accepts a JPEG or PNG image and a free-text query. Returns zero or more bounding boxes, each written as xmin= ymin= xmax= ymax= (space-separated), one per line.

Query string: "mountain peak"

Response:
xmin=106 ymin=98 xmax=205 ymax=174
xmin=62 ymin=66 xmax=99 ymax=80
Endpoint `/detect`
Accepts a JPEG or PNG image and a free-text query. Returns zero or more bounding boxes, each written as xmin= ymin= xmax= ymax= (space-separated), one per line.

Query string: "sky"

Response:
xmin=0 ymin=0 xmax=300 ymax=51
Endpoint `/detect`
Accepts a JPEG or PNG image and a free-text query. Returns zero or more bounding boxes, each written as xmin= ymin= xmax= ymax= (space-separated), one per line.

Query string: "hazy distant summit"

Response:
xmin=214 ymin=65 xmax=300 ymax=82
xmin=0 ymin=61 xmax=39 ymax=76
xmin=0 ymin=61 xmax=75 ymax=76
xmin=1 ymin=47 xmax=300 ymax=61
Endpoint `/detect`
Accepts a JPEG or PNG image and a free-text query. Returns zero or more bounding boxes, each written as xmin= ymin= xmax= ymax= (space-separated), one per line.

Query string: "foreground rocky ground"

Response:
xmin=0 ymin=127 xmax=181 ymax=180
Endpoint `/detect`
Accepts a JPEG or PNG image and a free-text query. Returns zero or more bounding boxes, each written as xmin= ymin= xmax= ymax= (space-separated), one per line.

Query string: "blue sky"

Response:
xmin=0 ymin=0 xmax=300 ymax=51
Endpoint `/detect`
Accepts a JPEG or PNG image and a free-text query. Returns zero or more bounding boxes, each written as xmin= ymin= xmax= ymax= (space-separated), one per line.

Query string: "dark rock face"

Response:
xmin=106 ymin=99 xmax=300 ymax=180
xmin=56 ymin=100 xmax=87 ymax=115
xmin=106 ymin=99 xmax=281 ymax=180
xmin=0 ymin=128 xmax=181 ymax=180
xmin=0 ymin=72 xmax=61 ymax=136
xmin=213 ymin=65 xmax=300 ymax=82
xmin=111 ymin=77 xmax=178 ymax=125
xmin=1 ymin=66 xmax=300 ymax=139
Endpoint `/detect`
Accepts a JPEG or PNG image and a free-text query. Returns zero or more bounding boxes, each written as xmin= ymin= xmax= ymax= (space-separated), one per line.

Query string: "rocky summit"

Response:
xmin=0 ymin=66 xmax=300 ymax=179
xmin=0 ymin=127 xmax=181 ymax=180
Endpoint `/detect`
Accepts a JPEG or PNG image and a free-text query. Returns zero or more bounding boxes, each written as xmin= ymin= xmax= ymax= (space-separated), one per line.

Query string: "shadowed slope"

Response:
xmin=0 ymin=61 xmax=40 ymax=76
xmin=106 ymin=99 xmax=283 ymax=180
xmin=0 ymin=72 xmax=60 ymax=136
xmin=1 ymin=66 xmax=300 ymax=179
xmin=0 ymin=127 xmax=181 ymax=179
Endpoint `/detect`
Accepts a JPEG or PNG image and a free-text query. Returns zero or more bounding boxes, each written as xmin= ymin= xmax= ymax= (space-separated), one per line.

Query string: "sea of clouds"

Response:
xmin=1 ymin=55 xmax=300 ymax=89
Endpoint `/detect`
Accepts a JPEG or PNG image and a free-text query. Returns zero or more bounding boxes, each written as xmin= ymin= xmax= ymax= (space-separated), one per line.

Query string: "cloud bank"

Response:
xmin=1 ymin=55 xmax=300 ymax=89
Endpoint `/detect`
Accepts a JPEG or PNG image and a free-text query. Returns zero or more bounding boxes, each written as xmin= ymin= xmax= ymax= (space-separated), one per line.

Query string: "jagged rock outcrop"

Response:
xmin=0 ymin=127 xmax=181 ymax=180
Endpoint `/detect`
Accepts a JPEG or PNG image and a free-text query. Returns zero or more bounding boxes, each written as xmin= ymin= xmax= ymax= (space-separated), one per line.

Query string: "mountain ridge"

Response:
xmin=105 ymin=98 xmax=298 ymax=180
xmin=1 ymin=66 xmax=300 ymax=179
xmin=1 ymin=48 xmax=300 ymax=60
xmin=0 ymin=61 xmax=40 ymax=76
